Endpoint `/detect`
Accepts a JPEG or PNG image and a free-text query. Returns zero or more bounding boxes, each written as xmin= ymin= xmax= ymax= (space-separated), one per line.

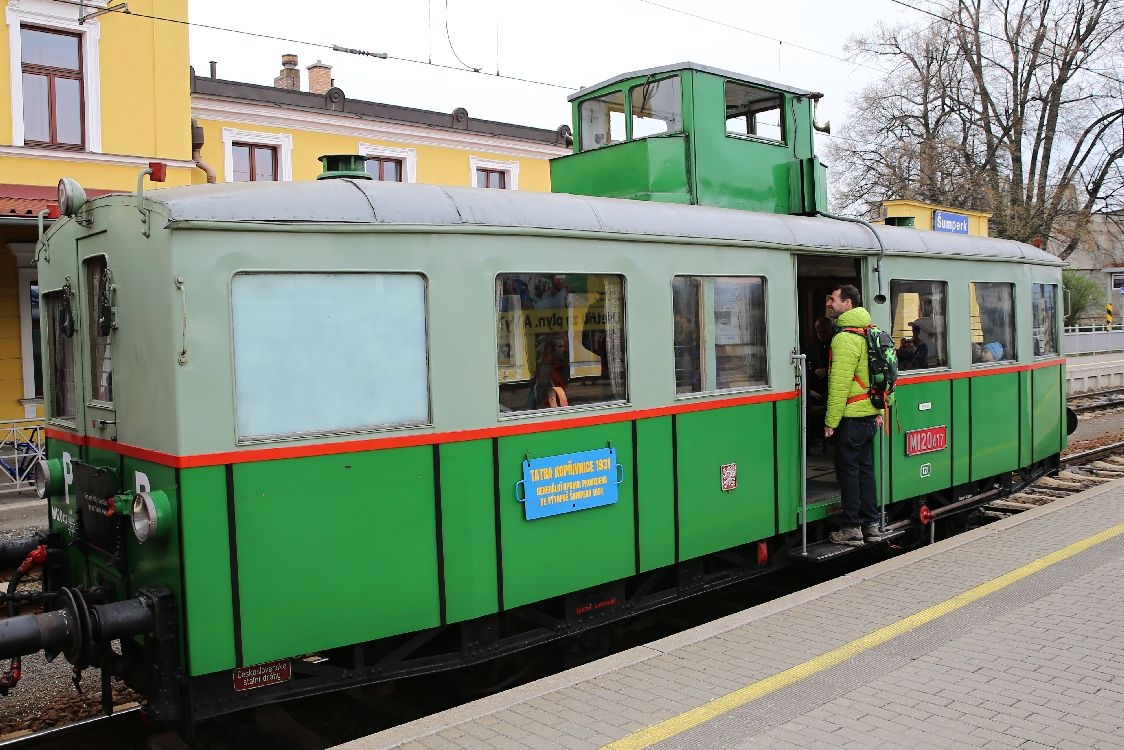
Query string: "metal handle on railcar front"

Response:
xmin=791 ymin=351 xmax=808 ymax=556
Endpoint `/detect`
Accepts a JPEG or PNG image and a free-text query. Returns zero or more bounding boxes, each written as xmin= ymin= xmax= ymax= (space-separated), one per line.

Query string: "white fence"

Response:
xmin=0 ymin=419 xmax=44 ymax=495
xmin=1064 ymin=326 xmax=1124 ymax=355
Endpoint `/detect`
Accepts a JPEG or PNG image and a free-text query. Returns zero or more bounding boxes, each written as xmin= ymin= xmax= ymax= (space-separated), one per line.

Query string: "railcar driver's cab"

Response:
xmin=550 ymin=63 xmax=829 ymax=217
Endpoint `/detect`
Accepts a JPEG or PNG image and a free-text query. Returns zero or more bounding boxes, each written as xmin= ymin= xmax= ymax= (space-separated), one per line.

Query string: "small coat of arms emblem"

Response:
xmin=720 ymin=463 xmax=737 ymax=492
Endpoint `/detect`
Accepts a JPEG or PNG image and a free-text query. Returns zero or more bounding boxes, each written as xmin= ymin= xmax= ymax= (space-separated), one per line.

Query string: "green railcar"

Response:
xmin=1 ymin=64 xmax=1066 ymax=728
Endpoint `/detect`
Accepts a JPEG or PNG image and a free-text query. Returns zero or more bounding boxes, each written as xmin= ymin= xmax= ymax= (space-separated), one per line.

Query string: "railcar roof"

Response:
xmin=142 ymin=179 xmax=1061 ymax=265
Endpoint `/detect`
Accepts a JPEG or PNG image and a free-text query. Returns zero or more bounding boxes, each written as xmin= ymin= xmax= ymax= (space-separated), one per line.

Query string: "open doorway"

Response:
xmin=795 ymin=254 xmax=863 ymax=503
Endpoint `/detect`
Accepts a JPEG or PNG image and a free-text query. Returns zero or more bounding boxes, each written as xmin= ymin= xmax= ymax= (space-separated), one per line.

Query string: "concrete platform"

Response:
xmin=0 ymin=491 xmax=45 ymax=533
xmin=1067 ymin=352 xmax=1124 ymax=394
xmin=334 ymin=479 xmax=1124 ymax=750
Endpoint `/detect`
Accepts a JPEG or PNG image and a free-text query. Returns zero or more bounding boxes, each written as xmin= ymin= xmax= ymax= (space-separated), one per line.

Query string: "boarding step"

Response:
xmin=787 ymin=527 xmax=908 ymax=562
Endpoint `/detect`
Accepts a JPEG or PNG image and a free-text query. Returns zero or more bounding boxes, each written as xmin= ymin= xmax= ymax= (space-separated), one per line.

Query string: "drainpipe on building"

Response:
xmin=191 ymin=119 xmax=217 ymax=184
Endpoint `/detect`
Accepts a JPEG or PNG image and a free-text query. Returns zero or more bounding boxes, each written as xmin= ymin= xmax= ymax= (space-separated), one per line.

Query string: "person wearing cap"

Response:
xmin=897 ymin=321 xmax=929 ymax=370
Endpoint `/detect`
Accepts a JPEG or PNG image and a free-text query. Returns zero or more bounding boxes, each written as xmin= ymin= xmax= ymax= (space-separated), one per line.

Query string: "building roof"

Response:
xmin=0 ymin=184 xmax=117 ymax=223
xmin=121 ymin=179 xmax=1062 ymax=266
xmin=191 ymin=72 xmax=573 ymax=147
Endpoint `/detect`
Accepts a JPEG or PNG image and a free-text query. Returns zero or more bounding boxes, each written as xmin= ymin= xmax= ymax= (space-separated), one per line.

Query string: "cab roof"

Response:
xmin=568 ymin=62 xmax=816 ymax=102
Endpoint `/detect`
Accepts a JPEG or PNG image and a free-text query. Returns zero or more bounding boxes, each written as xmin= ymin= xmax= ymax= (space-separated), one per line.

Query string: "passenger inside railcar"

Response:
xmin=496 ymin=272 xmax=628 ymax=412
xmin=897 ymin=321 xmax=929 ymax=370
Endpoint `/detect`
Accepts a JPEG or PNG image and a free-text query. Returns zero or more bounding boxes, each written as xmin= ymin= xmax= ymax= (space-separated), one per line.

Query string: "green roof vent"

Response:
xmin=317 ymin=154 xmax=371 ymax=180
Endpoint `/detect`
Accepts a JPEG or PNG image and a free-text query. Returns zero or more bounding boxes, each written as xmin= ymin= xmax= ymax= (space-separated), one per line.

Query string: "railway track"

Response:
xmin=980 ymin=439 xmax=1124 ymax=517
xmin=1068 ymin=386 xmax=1124 ymax=414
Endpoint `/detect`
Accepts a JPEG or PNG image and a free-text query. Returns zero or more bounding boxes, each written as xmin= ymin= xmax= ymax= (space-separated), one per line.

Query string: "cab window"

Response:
xmin=673 ymin=276 xmax=768 ymax=395
xmin=725 ymin=82 xmax=784 ymax=142
xmin=496 ymin=273 xmax=627 ymax=413
xmin=629 ymin=76 xmax=682 ymax=139
xmin=1032 ymin=283 xmax=1058 ymax=356
xmin=85 ymin=256 xmax=113 ymax=402
xmin=580 ymin=91 xmax=625 ymax=150
xmin=889 ymin=280 xmax=948 ymax=370
xmin=231 ymin=273 xmax=429 ymax=440
xmin=44 ymin=288 xmax=76 ymax=422
xmin=969 ymin=282 xmax=1016 ymax=364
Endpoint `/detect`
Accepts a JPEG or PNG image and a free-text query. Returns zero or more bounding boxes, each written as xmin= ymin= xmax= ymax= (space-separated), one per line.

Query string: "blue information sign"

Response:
xmin=515 ymin=447 xmax=621 ymax=520
xmin=933 ymin=210 xmax=969 ymax=234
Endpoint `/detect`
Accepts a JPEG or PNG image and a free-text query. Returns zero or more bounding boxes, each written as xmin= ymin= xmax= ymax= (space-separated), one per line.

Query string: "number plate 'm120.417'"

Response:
xmin=905 ymin=426 xmax=947 ymax=456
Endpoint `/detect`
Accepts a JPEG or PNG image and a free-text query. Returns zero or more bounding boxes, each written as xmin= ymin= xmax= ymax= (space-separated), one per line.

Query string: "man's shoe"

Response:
xmin=862 ymin=524 xmax=884 ymax=543
xmin=829 ymin=527 xmax=865 ymax=547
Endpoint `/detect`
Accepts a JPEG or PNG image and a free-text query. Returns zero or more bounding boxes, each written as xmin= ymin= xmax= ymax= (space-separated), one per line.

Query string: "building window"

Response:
xmin=1032 ymin=284 xmax=1058 ymax=356
xmin=496 ymin=273 xmax=627 ymax=413
xmin=725 ymin=81 xmax=784 ymax=143
xmin=673 ymin=276 xmax=768 ymax=395
xmin=889 ymin=280 xmax=948 ymax=371
xmin=470 ymin=156 xmax=518 ymax=190
xmin=366 ymin=156 xmax=403 ymax=182
xmin=358 ymin=144 xmax=417 ymax=182
xmin=221 ymin=128 xmax=292 ymax=182
xmin=21 ymin=27 xmax=83 ymax=148
xmin=476 ymin=168 xmax=506 ymax=189
xmin=7 ymin=5 xmax=102 ymax=151
xmin=232 ymin=143 xmax=278 ymax=182
xmin=231 ymin=273 xmax=429 ymax=440
xmin=970 ymin=282 xmax=1016 ymax=364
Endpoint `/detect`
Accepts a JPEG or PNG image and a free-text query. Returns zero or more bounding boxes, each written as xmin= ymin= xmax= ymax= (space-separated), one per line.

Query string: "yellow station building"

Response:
xmin=1 ymin=1 xmax=569 ymax=432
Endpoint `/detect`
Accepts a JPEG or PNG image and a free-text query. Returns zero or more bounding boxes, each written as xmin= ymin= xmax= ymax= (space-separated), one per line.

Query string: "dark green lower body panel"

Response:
xmin=497 ymin=424 xmax=635 ymax=609
xmin=1032 ymin=365 xmax=1064 ymax=462
xmin=180 ymin=466 xmax=236 ymax=676
xmin=233 ymin=449 xmax=440 ymax=665
xmin=969 ymin=373 xmax=1020 ymax=480
xmin=675 ymin=404 xmax=776 ymax=561
xmin=439 ymin=441 xmax=499 ymax=624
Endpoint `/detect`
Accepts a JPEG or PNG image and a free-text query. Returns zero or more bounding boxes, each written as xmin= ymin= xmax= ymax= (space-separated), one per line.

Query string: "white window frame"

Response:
xmin=470 ymin=156 xmax=519 ymax=190
xmin=222 ymin=127 xmax=293 ymax=182
xmin=6 ymin=0 xmax=103 ymax=152
xmin=358 ymin=142 xmax=416 ymax=183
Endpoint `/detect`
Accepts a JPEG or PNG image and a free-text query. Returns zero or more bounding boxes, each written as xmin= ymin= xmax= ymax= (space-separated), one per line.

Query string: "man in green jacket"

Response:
xmin=824 ymin=284 xmax=884 ymax=546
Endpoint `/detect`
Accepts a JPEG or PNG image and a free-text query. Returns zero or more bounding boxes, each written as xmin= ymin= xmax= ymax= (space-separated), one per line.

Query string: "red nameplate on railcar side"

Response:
xmin=233 ymin=660 xmax=292 ymax=691
xmin=905 ymin=426 xmax=947 ymax=456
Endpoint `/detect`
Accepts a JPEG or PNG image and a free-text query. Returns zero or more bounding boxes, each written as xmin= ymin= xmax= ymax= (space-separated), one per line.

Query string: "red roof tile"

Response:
xmin=0 ymin=197 xmax=54 ymax=216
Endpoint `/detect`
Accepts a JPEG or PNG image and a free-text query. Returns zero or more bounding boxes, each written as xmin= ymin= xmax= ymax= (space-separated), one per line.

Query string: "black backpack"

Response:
xmin=839 ymin=325 xmax=897 ymax=409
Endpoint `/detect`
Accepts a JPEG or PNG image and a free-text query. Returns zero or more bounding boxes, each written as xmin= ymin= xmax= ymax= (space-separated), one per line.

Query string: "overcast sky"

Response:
xmin=187 ymin=0 xmax=919 ymax=139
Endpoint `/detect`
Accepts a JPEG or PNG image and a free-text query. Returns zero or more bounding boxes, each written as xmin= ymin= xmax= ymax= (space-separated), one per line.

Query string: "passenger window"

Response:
xmin=969 ymin=282 xmax=1016 ymax=364
xmin=231 ymin=273 xmax=429 ymax=440
xmin=724 ymin=82 xmax=784 ymax=142
xmin=496 ymin=274 xmax=627 ymax=413
xmin=889 ymin=280 xmax=948 ymax=371
xmin=84 ymin=256 xmax=113 ymax=403
xmin=630 ymin=76 xmax=682 ymax=139
xmin=579 ymin=91 xmax=626 ymax=150
xmin=673 ymin=276 xmax=767 ymax=395
xmin=1032 ymin=284 xmax=1058 ymax=356
xmin=44 ymin=287 xmax=77 ymax=422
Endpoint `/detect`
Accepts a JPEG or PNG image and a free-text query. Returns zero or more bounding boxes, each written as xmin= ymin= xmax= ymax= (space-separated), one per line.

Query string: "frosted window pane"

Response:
xmin=232 ymin=274 xmax=429 ymax=439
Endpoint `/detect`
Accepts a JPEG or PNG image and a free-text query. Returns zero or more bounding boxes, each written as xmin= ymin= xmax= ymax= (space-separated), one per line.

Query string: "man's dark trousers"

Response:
xmin=833 ymin=416 xmax=879 ymax=528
